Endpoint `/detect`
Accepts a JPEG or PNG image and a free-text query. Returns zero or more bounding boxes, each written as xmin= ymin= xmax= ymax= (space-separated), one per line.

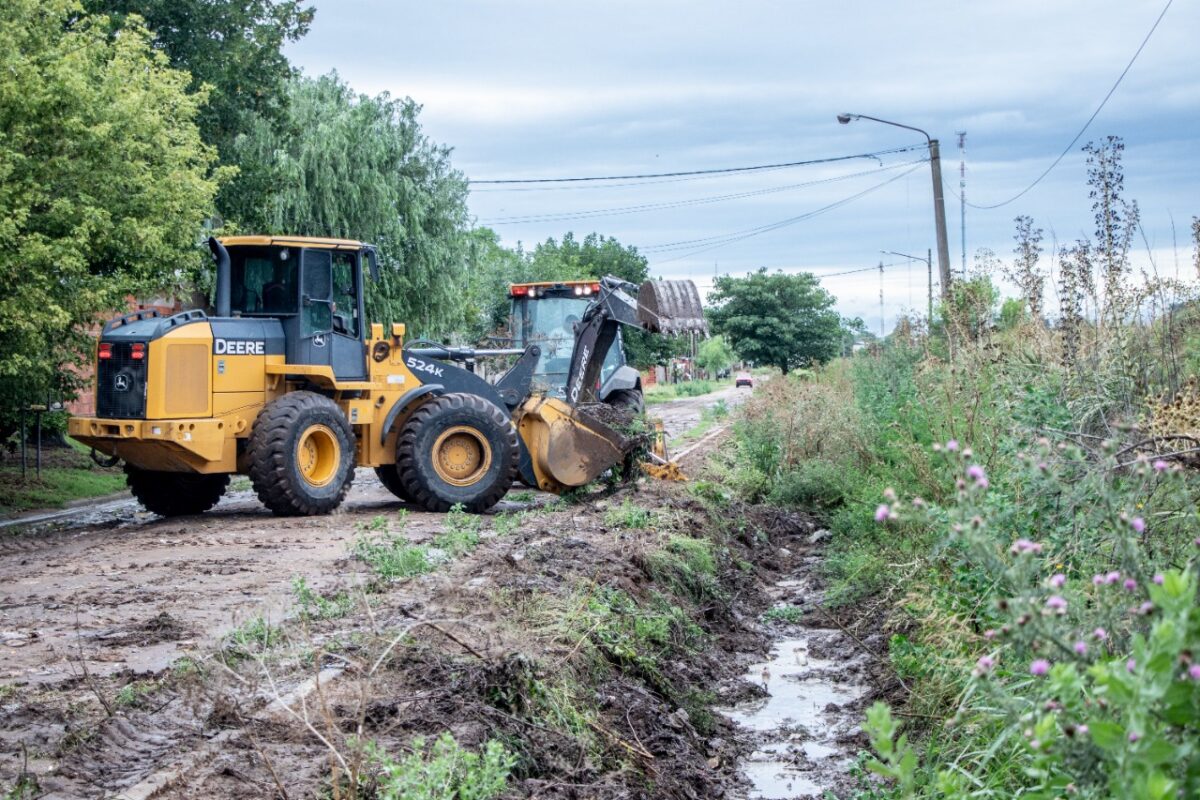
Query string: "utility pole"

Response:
xmin=927 ymin=247 xmax=933 ymax=327
xmin=928 ymin=139 xmax=952 ymax=298
xmin=957 ymin=131 xmax=967 ymax=273
xmin=879 ymin=261 xmax=884 ymax=339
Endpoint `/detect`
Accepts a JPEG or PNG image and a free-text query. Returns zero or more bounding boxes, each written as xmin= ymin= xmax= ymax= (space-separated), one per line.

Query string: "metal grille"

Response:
xmin=96 ymin=342 xmax=148 ymax=419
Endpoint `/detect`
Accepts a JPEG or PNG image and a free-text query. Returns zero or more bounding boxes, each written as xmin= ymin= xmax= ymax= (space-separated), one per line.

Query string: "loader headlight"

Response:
xmin=574 ymin=286 xmax=584 ymax=296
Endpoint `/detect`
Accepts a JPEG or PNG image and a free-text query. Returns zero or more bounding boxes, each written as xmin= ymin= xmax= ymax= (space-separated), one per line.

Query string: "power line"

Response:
xmin=966 ymin=0 xmax=1173 ymax=210
xmin=468 ymin=145 xmax=924 ymax=185
xmin=478 ymin=159 xmax=927 ymax=225
xmin=648 ymin=162 xmax=925 ymax=264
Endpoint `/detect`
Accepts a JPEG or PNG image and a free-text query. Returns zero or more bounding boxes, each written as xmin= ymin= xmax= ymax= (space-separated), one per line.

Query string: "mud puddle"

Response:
xmin=722 ymin=562 xmax=869 ymax=799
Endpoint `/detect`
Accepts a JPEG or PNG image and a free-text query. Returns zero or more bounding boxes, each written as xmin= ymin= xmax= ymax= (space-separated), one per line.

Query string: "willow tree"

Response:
xmin=228 ymin=74 xmax=472 ymax=335
xmin=0 ymin=0 xmax=221 ymax=429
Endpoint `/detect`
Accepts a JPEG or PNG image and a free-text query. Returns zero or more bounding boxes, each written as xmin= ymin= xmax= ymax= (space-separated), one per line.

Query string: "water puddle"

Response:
xmin=721 ymin=593 xmax=868 ymax=798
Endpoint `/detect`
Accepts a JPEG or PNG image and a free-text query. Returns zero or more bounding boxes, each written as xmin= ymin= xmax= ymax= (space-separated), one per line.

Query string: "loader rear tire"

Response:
xmin=374 ymin=465 xmax=413 ymax=502
xmin=125 ymin=466 xmax=229 ymax=517
xmin=248 ymin=391 xmax=355 ymax=516
xmin=396 ymin=393 xmax=518 ymax=513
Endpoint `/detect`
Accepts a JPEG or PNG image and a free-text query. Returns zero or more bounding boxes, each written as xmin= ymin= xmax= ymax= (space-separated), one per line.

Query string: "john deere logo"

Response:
xmin=312 ymin=334 xmax=327 ymax=348
xmin=113 ymin=374 xmax=131 ymax=392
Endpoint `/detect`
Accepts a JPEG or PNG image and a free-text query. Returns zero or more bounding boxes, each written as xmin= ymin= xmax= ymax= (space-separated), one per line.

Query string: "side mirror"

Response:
xmin=365 ymin=249 xmax=379 ymax=281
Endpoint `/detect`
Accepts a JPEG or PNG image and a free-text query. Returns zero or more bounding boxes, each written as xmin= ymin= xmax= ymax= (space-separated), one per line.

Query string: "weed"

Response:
xmin=367 ymin=732 xmax=515 ymax=799
xmin=0 ymin=684 xmax=16 ymax=702
xmin=508 ymin=490 xmax=535 ymax=503
xmin=291 ymin=576 xmax=353 ymax=620
xmin=114 ymin=680 xmax=157 ymax=709
xmin=603 ymin=499 xmax=653 ymax=529
xmin=643 ymin=535 xmax=724 ymax=605
xmin=352 ymin=531 xmax=431 ymax=580
xmin=223 ymin=616 xmax=280 ymax=659
xmin=761 ymin=604 xmax=804 ymax=624
xmin=434 ymin=504 xmax=481 ymax=557
xmin=491 ymin=512 xmax=520 ymax=536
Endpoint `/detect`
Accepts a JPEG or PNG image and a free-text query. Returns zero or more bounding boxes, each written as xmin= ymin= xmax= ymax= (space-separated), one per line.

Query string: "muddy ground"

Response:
xmin=0 ymin=384 xmax=896 ymax=799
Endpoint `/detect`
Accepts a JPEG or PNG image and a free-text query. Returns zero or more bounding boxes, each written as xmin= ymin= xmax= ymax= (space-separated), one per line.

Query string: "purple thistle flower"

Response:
xmin=1093 ymin=627 xmax=1107 ymax=641
xmin=975 ymin=477 xmax=990 ymax=489
xmin=975 ymin=655 xmax=995 ymax=673
xmin=1123 ymin=578 xmax=1137 ymax=591
xmin=1045 ymin=595 xmax=1067 ymax=612
xmin=1152 ymin=573 xmax=1164 ymax=585
xmin=1139 ymin=601 xmax=1154 ymax=615
xmin=1153 ymin=459 xmax=1168 ymax=472
xmin=1073 ymin=641 xmax=1088 ymax=655
xmin=967 ymin=464 xmax=986 ymax=481
xmin=1092 ymin=574 xmax=1105 ymax=586
xmin=1126 ymin=658 xmax=1136 ymax=673
xmin=1188 ymin=664 xmax=1200 ymax=681
xmin=874 ymin=504 xmax=890 ymax=523
xmin=1030 ymin=659 xmax=1050 ymax=676
xmin=1130 ymin=517 xmax=1146 ymax=534
xmin=1128 ymin=731 xmax=1140 ymax=743
xmin=983 ymin=629 xmax=997 ymax=640
xmin=945 ymin=439 xmax=959 ymax=452
xmin=1077 ymin=724 xmax=1089 ymax=736
xmin=1049 ymin=573 xmax=1066 ymax=588
xmin=1010 ymin=538 xmax=1043 ymax=555
xmin=912 ymin=496 xmax=926 ymax=508
xmin=1105 ymin=571 xmax=1121 ymax=585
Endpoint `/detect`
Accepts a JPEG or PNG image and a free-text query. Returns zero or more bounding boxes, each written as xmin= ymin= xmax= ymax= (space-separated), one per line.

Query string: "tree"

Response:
xmin=228 ymin=74 xmax=472 ymax=334
xmin=86 ymin=0 xmax=313 ymax=154
xmin=696 ymin=335 xmax=734 ymax=377
xmin=0 ymin=0 xmax=222 ymax=423
xmin=708 ymin=269 xmax=842 ymax=373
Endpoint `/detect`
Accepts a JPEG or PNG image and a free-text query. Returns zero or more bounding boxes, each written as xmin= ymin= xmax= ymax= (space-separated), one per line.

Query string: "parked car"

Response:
xmin=735 ymin=371 xmax=753 ymax=388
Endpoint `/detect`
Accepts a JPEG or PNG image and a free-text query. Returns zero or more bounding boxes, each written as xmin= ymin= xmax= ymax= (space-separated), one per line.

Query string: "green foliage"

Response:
xmin=291 ymin=576 xmax=352 ymax=620
xmin=227 ymin=73 xmax=471 ymax=335
xmin=769 ymin=459 xmax=852 ymax=513
xmin=491 ymin=512 xmax=520 ymax=536
xmin=223 ymin=616 xmax=280 ymax=658
xmin=578 ymin=588 xmax=704 ymax=691
xmin=85 ymin=0 xmax=313 ymax=165
xmin=0 ymin=465 xmax=127 ymax=515
xmin=0 ymin=0 xmax=223 ymax=416
xmin=761 ymin=604 xmax=804 ymax=624
xmin=434 ymin=504 xmax=481 ymax=557
xmin=643 ymin=535 xmax=724 ymax=605
xmin=352 ymin=532 xmax=432 ymax=581
xmin=863 ymin=702 xmax=918 ymax=797
xmin=368 ymin=733 xmax=515 ymax=800
xmin=709 ymin=268 xmax=842 ymax=373
xmin=696 ymin=335 xmax=735 ymax=376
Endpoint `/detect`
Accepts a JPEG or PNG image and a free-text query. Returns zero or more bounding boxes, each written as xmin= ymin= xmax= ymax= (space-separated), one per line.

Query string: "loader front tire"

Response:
xmin=396 ymin=393 xmax=518 ymax=513
xmin=248 ymin=391 xmax=355 ymax=516
xmin=604 ymin=387 xmax=644 ymax=416
xmin=125 ymin=466 xmax=229 ymax=517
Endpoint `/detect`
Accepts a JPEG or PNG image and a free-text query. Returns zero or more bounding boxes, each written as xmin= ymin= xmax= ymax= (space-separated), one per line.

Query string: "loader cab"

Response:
xmin=220 ymin=236 xmax=375 ymax=382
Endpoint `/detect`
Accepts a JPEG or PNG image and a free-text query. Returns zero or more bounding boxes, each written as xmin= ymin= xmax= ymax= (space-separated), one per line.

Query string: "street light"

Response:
xmin=839 ymin=113 xmax=952 ymax=299
xmin=882 ymin=249 xmax=933 ymax=325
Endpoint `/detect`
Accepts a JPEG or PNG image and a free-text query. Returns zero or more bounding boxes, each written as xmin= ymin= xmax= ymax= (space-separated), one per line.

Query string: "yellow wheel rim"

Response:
xmin=431 ymin=425 xmax=492 ymax=487
xmin=296 ymin=424 xmax=340 ymax=488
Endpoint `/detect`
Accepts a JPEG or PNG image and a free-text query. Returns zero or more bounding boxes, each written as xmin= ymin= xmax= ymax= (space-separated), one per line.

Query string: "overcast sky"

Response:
xmin=286 ymin=0 xmax=1199 ymax=331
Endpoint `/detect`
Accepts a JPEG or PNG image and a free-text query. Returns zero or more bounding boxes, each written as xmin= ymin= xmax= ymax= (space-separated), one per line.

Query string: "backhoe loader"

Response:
xmin=69 ymin=236 xmax=706 ymax=517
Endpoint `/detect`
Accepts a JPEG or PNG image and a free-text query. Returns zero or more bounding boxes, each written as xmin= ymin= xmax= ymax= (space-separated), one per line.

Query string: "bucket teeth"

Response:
xmin=637 ymin=280 xmax=708 ymax=335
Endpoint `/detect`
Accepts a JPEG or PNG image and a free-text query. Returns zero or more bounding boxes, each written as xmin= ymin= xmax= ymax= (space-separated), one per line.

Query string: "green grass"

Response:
xmin=368 ymin=732 xmax=515 ymax=800
xmin=644 ymin=379 xmax=729 ymax=405
xmin=0 ymin=466 xmax=126 ymax=515
xmin=761 ymin=604 xmax=804 ymax=624
xmin=603 ymin=499 xmax=654 ymax=529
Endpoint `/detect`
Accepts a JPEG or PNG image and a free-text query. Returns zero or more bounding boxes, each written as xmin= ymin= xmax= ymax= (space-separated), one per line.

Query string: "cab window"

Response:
xmin=332 ymin=252 xmax=359 ymax=337
xmin=229 ymin=246 xmax=299 ymax=315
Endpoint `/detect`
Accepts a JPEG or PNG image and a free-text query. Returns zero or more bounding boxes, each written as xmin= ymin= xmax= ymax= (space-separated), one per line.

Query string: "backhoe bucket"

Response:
xmin=637 ymin=280 xmax=708 ymax=335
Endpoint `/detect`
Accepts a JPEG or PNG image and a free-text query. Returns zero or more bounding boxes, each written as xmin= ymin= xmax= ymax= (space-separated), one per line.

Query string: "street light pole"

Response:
xmin=840 ymin=113 xmax=952 ymax=299
xmin=883 ymin=249 xmax=933 ymax=326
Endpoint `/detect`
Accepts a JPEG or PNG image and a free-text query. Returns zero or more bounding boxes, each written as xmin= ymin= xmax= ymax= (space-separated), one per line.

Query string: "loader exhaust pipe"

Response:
xmin=208 ymin=237 xmax=231 ymax=318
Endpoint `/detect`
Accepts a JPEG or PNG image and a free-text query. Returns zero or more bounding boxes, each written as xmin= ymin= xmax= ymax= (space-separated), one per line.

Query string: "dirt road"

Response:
xmin=0 ymin=386 xmax=749 ymax=687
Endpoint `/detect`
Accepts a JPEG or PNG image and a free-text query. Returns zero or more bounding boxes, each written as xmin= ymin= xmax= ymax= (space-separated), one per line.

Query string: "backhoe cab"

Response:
xmin=70 ymin=236 xmax=706 ymax=518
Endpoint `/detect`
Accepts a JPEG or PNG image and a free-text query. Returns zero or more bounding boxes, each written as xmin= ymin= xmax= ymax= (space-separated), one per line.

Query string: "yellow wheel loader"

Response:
xmin=69 ymin=236 xmax=706 ymax=517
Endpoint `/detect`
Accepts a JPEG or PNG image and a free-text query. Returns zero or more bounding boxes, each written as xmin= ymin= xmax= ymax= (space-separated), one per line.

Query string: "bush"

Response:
xmin=369 ymin=733 xmax=515 ymax=800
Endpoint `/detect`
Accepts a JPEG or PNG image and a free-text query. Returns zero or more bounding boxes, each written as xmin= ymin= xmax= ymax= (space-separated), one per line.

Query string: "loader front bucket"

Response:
xmin=637 ymin=280 xmax=708 ymax=335
xmin=518 ymin=397 xmax=638 ymax=493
